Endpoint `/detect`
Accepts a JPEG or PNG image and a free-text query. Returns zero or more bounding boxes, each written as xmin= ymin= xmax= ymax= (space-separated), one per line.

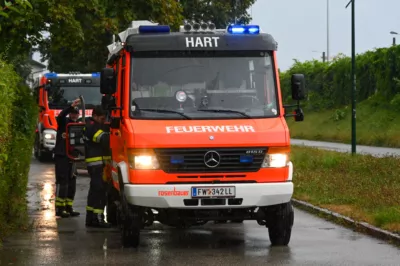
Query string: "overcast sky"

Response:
xmin=250 ymin=0 xmax=400 ymax=71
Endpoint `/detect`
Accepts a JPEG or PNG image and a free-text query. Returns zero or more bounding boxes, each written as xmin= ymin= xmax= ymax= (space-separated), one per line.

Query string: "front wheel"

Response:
xmin=267 ymin=202 xmax=294 ymax=246
xmin=106 ymin=185 xmax=119 ymax=226
xmin=34 ymin=133 xmax=50 ymax=162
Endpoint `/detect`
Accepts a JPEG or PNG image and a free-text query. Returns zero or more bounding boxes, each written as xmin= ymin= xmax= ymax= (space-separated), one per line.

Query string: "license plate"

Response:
xmin=191 ymin=186 xmax=236 ymax=198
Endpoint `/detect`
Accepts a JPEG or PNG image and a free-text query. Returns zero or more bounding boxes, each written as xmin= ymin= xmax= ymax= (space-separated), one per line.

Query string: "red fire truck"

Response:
xmin=34 ymin=72 xmax=102 ymax=161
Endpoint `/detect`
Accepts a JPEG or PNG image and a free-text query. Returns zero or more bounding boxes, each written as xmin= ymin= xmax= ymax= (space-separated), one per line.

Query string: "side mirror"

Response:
xmin=100 ymin=67 xmax=116 ymax=95
xmin=101 ymin=94 xmax=116 ymax=110
xmin=291 ymin=74 xmax=306 ymax=101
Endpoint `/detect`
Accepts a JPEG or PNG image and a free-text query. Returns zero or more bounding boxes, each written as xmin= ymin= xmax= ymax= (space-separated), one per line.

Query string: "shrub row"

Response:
xmin=0 ymin=60 xmax=37 ymax=241
xmin=280 ymin=46 xmax=400 ymax=111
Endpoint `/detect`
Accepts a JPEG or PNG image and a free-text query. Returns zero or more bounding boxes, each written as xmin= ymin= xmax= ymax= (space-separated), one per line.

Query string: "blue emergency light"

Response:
xmin=138 ymin=25 xmax=171 ymax=34
xmin=91 ymin=72 xmax=100 ymax=77
xmin=239 ymin=155 xmax=254 ymax=163
xmin=44 ymin=73 xmax=57 ymax=78
xmin=170 ymin=155 xmax=184 ymax=164
xmin=227 ymin=25 xmax=260 ymax=35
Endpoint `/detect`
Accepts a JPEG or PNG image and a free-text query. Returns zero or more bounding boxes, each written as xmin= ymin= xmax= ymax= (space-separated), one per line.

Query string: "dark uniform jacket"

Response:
xmin=54 ymin=106 xmax=80 ymax=156
xmin=83 ymin=117 xmax=111 ymax=166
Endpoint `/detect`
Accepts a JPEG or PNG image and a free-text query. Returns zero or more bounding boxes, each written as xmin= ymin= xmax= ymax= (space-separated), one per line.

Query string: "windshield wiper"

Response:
xmin=197 ymin=109 xmax=251 ymax=118
xmin=139 ymin=108 xmax=192 ymax=119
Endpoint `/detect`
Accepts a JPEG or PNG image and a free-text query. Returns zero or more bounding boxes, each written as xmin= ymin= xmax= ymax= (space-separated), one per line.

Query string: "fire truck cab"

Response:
xmin=67 ymin=20 xmax=306 ymax=248
xmin=34 ymin=72 xmax=102 ymax=161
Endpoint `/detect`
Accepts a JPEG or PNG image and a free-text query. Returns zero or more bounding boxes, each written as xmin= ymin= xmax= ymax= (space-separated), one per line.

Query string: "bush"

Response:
xmin=280 ymin=46 xmax=400 ymax=111
xmin=0 ymin=60 xmax=37 ymax=241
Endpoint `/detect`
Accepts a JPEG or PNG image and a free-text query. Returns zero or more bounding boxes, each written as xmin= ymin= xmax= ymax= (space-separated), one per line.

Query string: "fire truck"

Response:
xmin=34 ymin=72 xmax=102 ymax=161
xmin=66 ymin=20 xmax=306 ymax=248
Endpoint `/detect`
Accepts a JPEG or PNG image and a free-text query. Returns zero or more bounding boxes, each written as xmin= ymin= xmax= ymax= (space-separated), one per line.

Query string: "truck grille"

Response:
xmin=154 ymin=147 xmax=266 ymax=173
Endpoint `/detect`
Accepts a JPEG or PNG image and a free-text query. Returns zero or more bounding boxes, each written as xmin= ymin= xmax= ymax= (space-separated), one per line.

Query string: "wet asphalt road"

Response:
xmin=1 ymin=155 xmax=400 ymax=265
xmin=291 ymin=139 xmax=400 ymax=158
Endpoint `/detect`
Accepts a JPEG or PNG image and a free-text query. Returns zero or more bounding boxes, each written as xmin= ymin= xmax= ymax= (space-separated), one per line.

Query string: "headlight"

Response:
xmin=44 ymin=133 xmax=55 ymax=140
xmin=128 ymin=149 xmax=160 ymax=170
xmin=261 ymin=147 xmax=290 ymax=168
xmin=261 ymin=153 xmax=288 ymax=168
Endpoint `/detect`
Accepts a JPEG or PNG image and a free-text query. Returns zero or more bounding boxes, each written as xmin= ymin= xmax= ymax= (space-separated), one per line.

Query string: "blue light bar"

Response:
xmin=92 ymin=72 xmax=100 ymax=77
xmin=227 ymin=25 xmax=260 ymax=35
xmin=170 ymin=155 xmax=184 ymax=164
xmin=239 ymin=155 xmax=254 ymax=163
xmin=44 ymin=73 xmax=57 ymax=78
xmin=138 ymin=25 xmax=171 ymax=34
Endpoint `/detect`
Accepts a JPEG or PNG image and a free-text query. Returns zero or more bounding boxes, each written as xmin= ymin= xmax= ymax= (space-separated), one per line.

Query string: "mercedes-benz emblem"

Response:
xmin=204 ymin=150 xmax=221 ymax=168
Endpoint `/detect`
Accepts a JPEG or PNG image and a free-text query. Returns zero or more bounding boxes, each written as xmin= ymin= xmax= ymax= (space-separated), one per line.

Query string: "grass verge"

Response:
xmin=291 ymin=145 xmax=400 ymax=234
xmin=287 ymin=96 xmax=400 ymax=148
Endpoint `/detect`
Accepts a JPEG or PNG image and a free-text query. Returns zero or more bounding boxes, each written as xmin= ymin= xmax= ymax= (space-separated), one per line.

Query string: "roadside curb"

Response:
xmin=291 ymin=199 xmax=400 ymax=247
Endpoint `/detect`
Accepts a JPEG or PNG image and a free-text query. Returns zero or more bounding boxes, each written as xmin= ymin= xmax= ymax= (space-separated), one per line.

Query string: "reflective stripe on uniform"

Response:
xmin=86 ymin=206 xmax=94 ymax=211
xmin=93 ymin=208 xmax=104 ymax=214
xmin=93 ymin=129 xmax=104 ymax=143
xmin=85 ymin=156 xmax=103 ymax=166
xmin=87 ymin=161 xmax=103 ymax=166
xmin=66 ymin=198 xmax=73 ymax=206
xmin=56 ymin=197 xmax=65 ymax=207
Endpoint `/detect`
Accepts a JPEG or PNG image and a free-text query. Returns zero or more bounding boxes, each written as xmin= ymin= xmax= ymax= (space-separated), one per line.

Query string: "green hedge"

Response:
xmin=280 ymin=46 xmax=400 ymax=111
xmin=0 ymin=60 xmax=37 ymax=241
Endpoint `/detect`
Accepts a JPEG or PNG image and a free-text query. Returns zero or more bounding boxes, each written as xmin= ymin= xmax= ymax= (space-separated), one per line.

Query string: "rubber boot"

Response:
xmin=66 ymin=206 xmax=80 ymax=217
xmin=86 ymin=211 xmax=94 ymax=226
xmin=87 ymin=214 xmax=112 ymax=228
xmin=56 ymin=206 xmax=71 ymax=218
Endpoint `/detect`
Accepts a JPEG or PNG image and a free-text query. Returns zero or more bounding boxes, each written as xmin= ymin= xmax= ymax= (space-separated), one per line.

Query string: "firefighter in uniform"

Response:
xmin=83 ymin=106 xmax=112 ymax=228
xmin=54 ymin=98 xmax=81 ymax=218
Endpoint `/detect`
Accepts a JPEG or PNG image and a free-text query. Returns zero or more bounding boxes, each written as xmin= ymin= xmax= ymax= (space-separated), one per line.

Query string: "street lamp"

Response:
xmin=346 ymin=0 xmax=356 ymax=154
xmin=390 ymin=31 xmax=398 ymax=46
xmin=327 ymin=0 xmax=330 ymax=62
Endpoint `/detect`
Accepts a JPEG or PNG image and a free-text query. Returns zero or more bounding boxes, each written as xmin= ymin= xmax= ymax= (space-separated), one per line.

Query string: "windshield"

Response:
xmin=130 ymin=51 xmax=278 ymax=120
xmin=47 ymin=86 xmax=102 ymax=109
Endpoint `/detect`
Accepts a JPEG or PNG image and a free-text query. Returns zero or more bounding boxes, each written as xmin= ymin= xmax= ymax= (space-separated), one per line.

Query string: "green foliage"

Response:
xmin=180 ymin=0 xmax=255 ymax=28
xmin=281 ymin=46 xmax=400 ymax=111
xmin=1 ymin=0 xmax=255 ymax=72
xmin=43 ymin=0 xmax=184 ymax=72
xmin=0 ymin=60 xmax=36 ymax=240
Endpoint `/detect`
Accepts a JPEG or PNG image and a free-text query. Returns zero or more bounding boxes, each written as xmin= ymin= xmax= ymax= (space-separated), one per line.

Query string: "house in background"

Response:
xmin=27 ymin=50 xmax=47 ymax=88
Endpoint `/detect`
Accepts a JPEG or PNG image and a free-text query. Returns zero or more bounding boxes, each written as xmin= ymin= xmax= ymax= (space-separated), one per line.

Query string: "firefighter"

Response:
xmin=83 ymin=105 xmax=112 ymax=228
xmin=54 ymin=98 xmax=81 ymax=218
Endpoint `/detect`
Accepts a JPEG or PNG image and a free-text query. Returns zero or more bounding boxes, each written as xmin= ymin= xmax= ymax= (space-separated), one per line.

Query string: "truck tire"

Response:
xmin=106 ymin=185 xmax=119 ymax=226
xmin=121 ymin=216 xmax=140 ymax=248
xmin=267 ymin=202 xmax=294 ymax=246
xmin=118 ymin=170 xmax=140 ymax=248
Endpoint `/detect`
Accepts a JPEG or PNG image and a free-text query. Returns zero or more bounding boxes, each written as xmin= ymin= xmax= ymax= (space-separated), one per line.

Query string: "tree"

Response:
xmin=45 ymin=0 xmax=184 ymax=72
xmin=179 ymin=0 xmax=256 ymax=29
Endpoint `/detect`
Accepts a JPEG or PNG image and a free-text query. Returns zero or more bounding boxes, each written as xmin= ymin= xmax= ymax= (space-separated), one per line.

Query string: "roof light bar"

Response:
xmin=138 ymin=25 xmax=171 ymax=34
xmin=91 ymin=72 xmax=100 ymax=77
xmin=181 ymin=21 xmax=216 ymax=33
xmin=44 ymin=73 xmax=57 ymax=78
xmin=227 ymin=25 xmax=260 ymax=35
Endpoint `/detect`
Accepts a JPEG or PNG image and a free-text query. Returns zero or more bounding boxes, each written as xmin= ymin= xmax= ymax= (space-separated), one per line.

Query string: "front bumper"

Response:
xmin=42 ymin=129 xmax=56 ymax=150
xmin=123 ymin=182 xmax=293 ymax=209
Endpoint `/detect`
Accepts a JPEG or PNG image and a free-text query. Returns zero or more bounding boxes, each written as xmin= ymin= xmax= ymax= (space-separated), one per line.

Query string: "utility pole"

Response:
xmin=390 ymin=31 xmax=398 ymax=46
xmin=327 ymin=0 xmax=330 ymax=62
xmin=346 ymin=0 xmax=356 ymax=154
